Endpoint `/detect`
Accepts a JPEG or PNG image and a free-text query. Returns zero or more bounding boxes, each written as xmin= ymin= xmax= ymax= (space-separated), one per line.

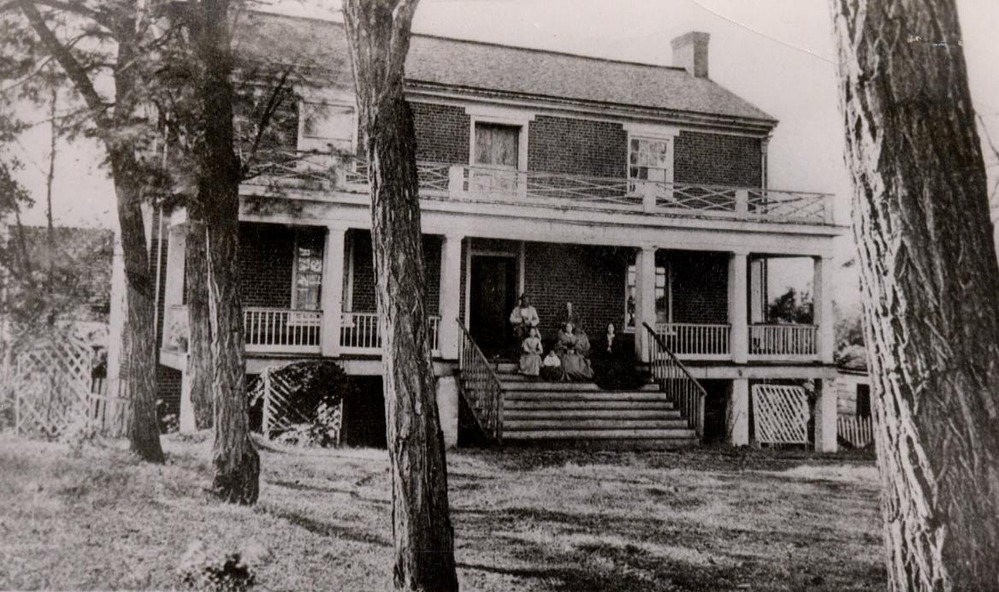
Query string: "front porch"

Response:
xmin=160 ymin=224 xmax=834 ymax=367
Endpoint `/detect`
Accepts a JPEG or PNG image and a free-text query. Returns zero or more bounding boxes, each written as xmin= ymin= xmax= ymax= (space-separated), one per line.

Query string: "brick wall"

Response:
xmin=528 ymin=116 xmax=627 ymax=178
xmin=674 ymin=131 xmax=762 ymax=187
xmin=661 ymin=251 xmax=729 ymax=324
xmin=411 ymin=102 xmax=470 ymax=164
xmin=156 ymin=365 xmax=182 ymax=422
xmin=240 ymin=222 xmax=295 ymax=308
xmin=349 ymin=230 xmax=442 ymax=314
xmin=524 ymin=243 xmax=628 ymax=339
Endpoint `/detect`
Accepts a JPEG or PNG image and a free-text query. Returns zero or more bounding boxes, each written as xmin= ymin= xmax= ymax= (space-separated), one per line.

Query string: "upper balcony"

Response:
xmin=240 ymin=152 xmax=836 ymax=227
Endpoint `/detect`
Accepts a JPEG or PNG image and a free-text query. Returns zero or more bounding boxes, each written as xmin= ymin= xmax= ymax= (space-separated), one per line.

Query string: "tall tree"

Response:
xmin=11 ymin=0 xmax=165 ymax=461
xmin=341 ymin=1 xmax=459 ymax=589
xmin=829 ymin=1 xmax=999 ymax=589
xmin=186 ymin=0 xmax=259 ymax=503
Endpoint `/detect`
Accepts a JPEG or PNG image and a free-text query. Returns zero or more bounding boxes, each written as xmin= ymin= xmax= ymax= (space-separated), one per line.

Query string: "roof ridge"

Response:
xmin=243 ymin=9 xmax=687 ymax=73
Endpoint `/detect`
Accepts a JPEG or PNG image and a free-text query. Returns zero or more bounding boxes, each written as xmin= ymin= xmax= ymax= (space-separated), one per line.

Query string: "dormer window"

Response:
xmin=299 ymin=102 xmax=356 ymax=153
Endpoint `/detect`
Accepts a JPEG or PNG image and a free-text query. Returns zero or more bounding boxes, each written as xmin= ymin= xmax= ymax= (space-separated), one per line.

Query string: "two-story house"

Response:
xmin=154 ymin=11 xmax=845 ymax=450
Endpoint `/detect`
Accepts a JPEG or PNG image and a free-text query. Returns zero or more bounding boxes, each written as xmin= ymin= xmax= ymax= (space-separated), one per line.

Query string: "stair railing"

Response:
xmin=456 ymin=319 xmax=503 ymax=444
xmin=643 ymin=322 xmax=707 ymax=439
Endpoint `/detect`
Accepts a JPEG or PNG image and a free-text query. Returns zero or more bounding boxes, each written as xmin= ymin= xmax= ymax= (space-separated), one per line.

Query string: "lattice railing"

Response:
xmin=248 ymin=364 xmax=343 ymax=445
xmin=456 ymin=319 xmax=503 ymax=443
xmin=747 ymin=189 xmax=830 ymax=224
xmin=644 ymin=323 xmax=706 ymax=438
xmin=751 ymin=384 xmax=809 ymax=445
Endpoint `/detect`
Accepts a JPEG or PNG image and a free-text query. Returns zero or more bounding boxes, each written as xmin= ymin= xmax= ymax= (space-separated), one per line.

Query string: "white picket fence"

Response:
xmin=837 ymin=416 xmax=874 ymax=448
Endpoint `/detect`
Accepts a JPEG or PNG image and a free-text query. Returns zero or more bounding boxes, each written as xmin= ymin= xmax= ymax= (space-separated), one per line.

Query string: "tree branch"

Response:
xmin=240 ymin=67 xmax=291 ymax=176
xmin=17 ymin=0 xmax=110 ymax=130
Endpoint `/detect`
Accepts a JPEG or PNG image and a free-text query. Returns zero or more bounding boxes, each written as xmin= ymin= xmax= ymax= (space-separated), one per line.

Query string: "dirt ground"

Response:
xmin=0 ymin=434 xmax=884 ymax=591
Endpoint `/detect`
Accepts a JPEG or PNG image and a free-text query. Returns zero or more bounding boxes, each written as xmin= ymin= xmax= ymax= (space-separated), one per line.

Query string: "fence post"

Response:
xmin=262 ymin=369 xmax=272 ymax=438
xmin=735 ymin=189 xmax=749 ymax=216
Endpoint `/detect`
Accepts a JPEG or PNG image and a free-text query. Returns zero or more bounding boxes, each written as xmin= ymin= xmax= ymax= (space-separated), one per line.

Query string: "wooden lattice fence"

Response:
xmin=247 ymin=362 xmax=344 ymax=446
xmin=1 ymin=334 xmax=113 ymax=438
xmin=751 ymin=384 xmax=810 ymax=446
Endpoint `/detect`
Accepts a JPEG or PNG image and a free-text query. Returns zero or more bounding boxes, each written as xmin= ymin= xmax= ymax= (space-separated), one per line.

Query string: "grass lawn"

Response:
xmin=0 ymin=434 xmax=884 ymax=591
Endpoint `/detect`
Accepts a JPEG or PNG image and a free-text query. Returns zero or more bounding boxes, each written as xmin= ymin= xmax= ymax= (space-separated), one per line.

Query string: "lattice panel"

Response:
xmin=251 ymin=363 xmax=344 ymax=445
xmin=8 ymin=335 xmax=96 ymax=438
xmin=752 ymin=384 xmax=809 ymax=445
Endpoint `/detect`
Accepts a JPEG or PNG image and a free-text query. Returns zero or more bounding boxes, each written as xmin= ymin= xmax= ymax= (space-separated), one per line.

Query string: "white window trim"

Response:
xmin=344 ymin=234 xmax=355 ymax=313
xmin=623 ymin=260 xmax=673 ymax=333
xmin=297 ymin=98 xmax=358 ymax=153
xmin=466 ymin=105 xmax=534 ymax=172
xmin=624 ymin=123 xmax=679 ymax=184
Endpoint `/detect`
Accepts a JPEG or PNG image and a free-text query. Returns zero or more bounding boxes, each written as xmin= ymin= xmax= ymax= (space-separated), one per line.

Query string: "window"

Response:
xmin=472 ymin=122 xmax=520 ymax=193
xmin=629 ymin=137 xmax=672 ymax=183
xmin=293 ymin=230 xmax=324 ymax=311
xmin=300 ymin=102 xmax=355 ymax=151
xmin=624 ymin=263 xmax=670 ymax=331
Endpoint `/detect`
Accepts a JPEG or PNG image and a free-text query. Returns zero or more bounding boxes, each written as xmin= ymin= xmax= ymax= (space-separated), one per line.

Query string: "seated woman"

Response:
xmin=540 ymin=349 xmax=563 ymax=381
xmin=519 ymin=327 xmax=543 ymax=377
xmin=593 ymin=323 xmax=645 ymax=390
xmin=557 ymin=322 xmax=594 ymax=381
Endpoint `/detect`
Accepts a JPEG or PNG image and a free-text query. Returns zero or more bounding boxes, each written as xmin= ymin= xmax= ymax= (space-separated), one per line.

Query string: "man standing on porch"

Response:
xmin=556 ymin=301 xmax=582 ymax=332
xmin=509 ymin=294 xmax=540 ymax=349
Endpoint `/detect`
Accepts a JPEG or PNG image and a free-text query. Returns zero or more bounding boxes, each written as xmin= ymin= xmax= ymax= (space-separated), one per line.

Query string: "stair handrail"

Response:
xmin=455 ymin=318 xmax=503 ymax=444
xmin=643 ymin=322 xmax=707 ymax=439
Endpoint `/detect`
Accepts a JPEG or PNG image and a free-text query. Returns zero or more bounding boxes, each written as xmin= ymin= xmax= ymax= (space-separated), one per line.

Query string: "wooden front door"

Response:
xmin=469 ymin=255 xmax=518 ymax=356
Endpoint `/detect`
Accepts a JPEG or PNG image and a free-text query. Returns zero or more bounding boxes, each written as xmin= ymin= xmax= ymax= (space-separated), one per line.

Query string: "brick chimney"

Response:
xmin=671 ymin=32 xmax=710 ymax=78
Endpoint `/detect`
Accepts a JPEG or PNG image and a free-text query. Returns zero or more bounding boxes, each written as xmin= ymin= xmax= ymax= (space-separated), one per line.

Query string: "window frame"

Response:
xmin=623 ymin=123 xmax=679 ymax=188
xmin=297 ymin=99 xmax=358 ymax=153
xmin=291 ymin=229 xmax=325 ymax=311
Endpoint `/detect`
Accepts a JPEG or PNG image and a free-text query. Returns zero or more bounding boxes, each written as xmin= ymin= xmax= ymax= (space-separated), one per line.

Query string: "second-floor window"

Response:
xmin=300 ymin=102 xmax=355 ymax=152
xmin=472 ymin=122 xmax=520 ymax=193
xmin=629 ymin=137 xmax=672 ymax=184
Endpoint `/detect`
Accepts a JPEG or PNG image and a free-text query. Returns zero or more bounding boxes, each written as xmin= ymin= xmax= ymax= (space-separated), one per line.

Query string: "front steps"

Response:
xmin=494 ymin=364 xmax=699 ymax=449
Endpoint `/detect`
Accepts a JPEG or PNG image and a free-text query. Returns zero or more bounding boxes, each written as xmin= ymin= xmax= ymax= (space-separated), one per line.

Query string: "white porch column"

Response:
xmin=438 ymin=233 xmax=463 ymax=360
xmin=634 ymin=245 xmax=657 ymax=362
xmin=814 ymin=256 xmax=835 ymax=364
xmin=728 ymin=378 xmax=749 ymax=446
xmin=321 ymin=225 xmax=348 ymax=357
xmin=178 ymin=371 xmax=195 ymax=433
xmin=728 ymin=251 xmax=749 ymax=363
xmin=814 ymin=379 xmax=838 ymax=452
xmin=164 ymin=224 xmax=186 ymax=309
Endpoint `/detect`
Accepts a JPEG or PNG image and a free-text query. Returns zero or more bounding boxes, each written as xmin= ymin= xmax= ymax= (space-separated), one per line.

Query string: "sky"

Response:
xmin=10 ymin=0 xmax=999 ymax=311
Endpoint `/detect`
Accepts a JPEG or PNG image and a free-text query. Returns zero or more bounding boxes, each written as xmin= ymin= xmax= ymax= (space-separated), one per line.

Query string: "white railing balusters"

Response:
xmin=654 ymin=323 xmax=730 ymax=359
xmin=243 ymin=307 xmax=322 ymax=354
xmin=340 ymin=312 xmax=441 ymax=355
xmin=748 ymin=324 xmax=818 ymax=358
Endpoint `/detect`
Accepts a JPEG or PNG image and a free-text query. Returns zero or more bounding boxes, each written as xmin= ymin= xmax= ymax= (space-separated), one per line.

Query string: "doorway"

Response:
xmin=469 ymin=255 xmax=518 ymax=356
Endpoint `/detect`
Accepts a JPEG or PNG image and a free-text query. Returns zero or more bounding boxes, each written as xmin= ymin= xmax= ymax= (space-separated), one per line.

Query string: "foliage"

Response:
xmin=249 ymin=360 xmax=348 ymax=448
xmin=767 ymin=287 xmax=813 ymax=324
xmin=178 ymin=539 xmax=269 ymax=592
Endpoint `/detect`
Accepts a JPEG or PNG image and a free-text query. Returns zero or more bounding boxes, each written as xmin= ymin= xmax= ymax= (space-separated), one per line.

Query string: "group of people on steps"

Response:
xmin=510 ymin=295 xmax=634 ymax=385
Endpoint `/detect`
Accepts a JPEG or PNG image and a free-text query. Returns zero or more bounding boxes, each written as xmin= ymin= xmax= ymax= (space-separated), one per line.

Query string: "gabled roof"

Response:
xmin=235 ymin=11 xmax=776 ymax=126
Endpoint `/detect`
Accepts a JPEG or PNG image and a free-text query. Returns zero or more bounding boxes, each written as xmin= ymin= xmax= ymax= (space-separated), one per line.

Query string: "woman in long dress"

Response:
xmin=519 ymin=327 xmax=543 ymax=377
xmin=557 ymin=323 xmax=594 ymax=381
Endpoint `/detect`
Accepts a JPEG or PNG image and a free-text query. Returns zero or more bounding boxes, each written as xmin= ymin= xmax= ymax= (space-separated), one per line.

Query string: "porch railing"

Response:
xmin=655 ymin=322 xmax=730 ymax=359
xmin=644 ymin=322 xmax=706 ymax=439
xmin=456 ymin=319 xmax=503 ymax=443
xmin=339 ymin=312 xmax=441 ymax=355
xmin=749 ymin=324 xmax=818 ymax=358
xmin=243 ymin=307 xmax=322 ymax=354
xmin=241 ymin=153 xmax=833 ymax=225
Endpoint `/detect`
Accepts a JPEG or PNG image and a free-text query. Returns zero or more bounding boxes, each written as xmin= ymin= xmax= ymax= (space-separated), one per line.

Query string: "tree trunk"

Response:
xmin=342 ymin=2 xmax=459 ymax=590
xmin=185 ymin=209 xmax=214 ymax=430
xmin=197 ymin=0 xmax=259 ymax=505
xmin=109 ymin=150 xmax=165 ymax=463
xmin=829 ymin=1 xmax=999 ymax=589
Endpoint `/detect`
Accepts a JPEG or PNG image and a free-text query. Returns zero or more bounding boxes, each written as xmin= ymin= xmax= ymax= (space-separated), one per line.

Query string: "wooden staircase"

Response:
xmin=494 ymin=364 xmax=699 ymax=448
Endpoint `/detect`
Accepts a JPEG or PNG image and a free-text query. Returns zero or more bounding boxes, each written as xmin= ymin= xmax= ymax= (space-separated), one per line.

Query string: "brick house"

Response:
xmin=155 ymin=12 xmax=846 ymax=450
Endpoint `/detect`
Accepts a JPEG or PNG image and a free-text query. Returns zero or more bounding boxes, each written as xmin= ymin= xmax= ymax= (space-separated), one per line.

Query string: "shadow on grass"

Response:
xmin=259 ymin=506 xmax=391 ymax=548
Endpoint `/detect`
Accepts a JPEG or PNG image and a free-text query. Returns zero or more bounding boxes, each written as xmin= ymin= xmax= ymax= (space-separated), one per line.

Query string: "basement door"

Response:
xmin=469 ymin=255 xmax=518 ymax=356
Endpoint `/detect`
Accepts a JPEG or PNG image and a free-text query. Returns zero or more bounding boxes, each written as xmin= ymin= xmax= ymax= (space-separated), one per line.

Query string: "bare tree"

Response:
xmin=829 ymin=1 xmax=999 ymax=589
xmin=341 ymin=1 xmax=459 ymax=589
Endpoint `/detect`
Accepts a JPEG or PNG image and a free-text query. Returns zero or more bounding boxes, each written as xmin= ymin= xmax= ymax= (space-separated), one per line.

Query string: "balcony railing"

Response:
xmin=749 ymin=324 xmax=818 ymax=358
xmin=244 ymin=307 xmax=322 ymax=354
xmin=340 ymin=312 xmax=441 ymax=355
xmin=655 ymin=322 xmax=731 ymax=359
xmin=241 ymin=153 xmax=834 ymax=225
